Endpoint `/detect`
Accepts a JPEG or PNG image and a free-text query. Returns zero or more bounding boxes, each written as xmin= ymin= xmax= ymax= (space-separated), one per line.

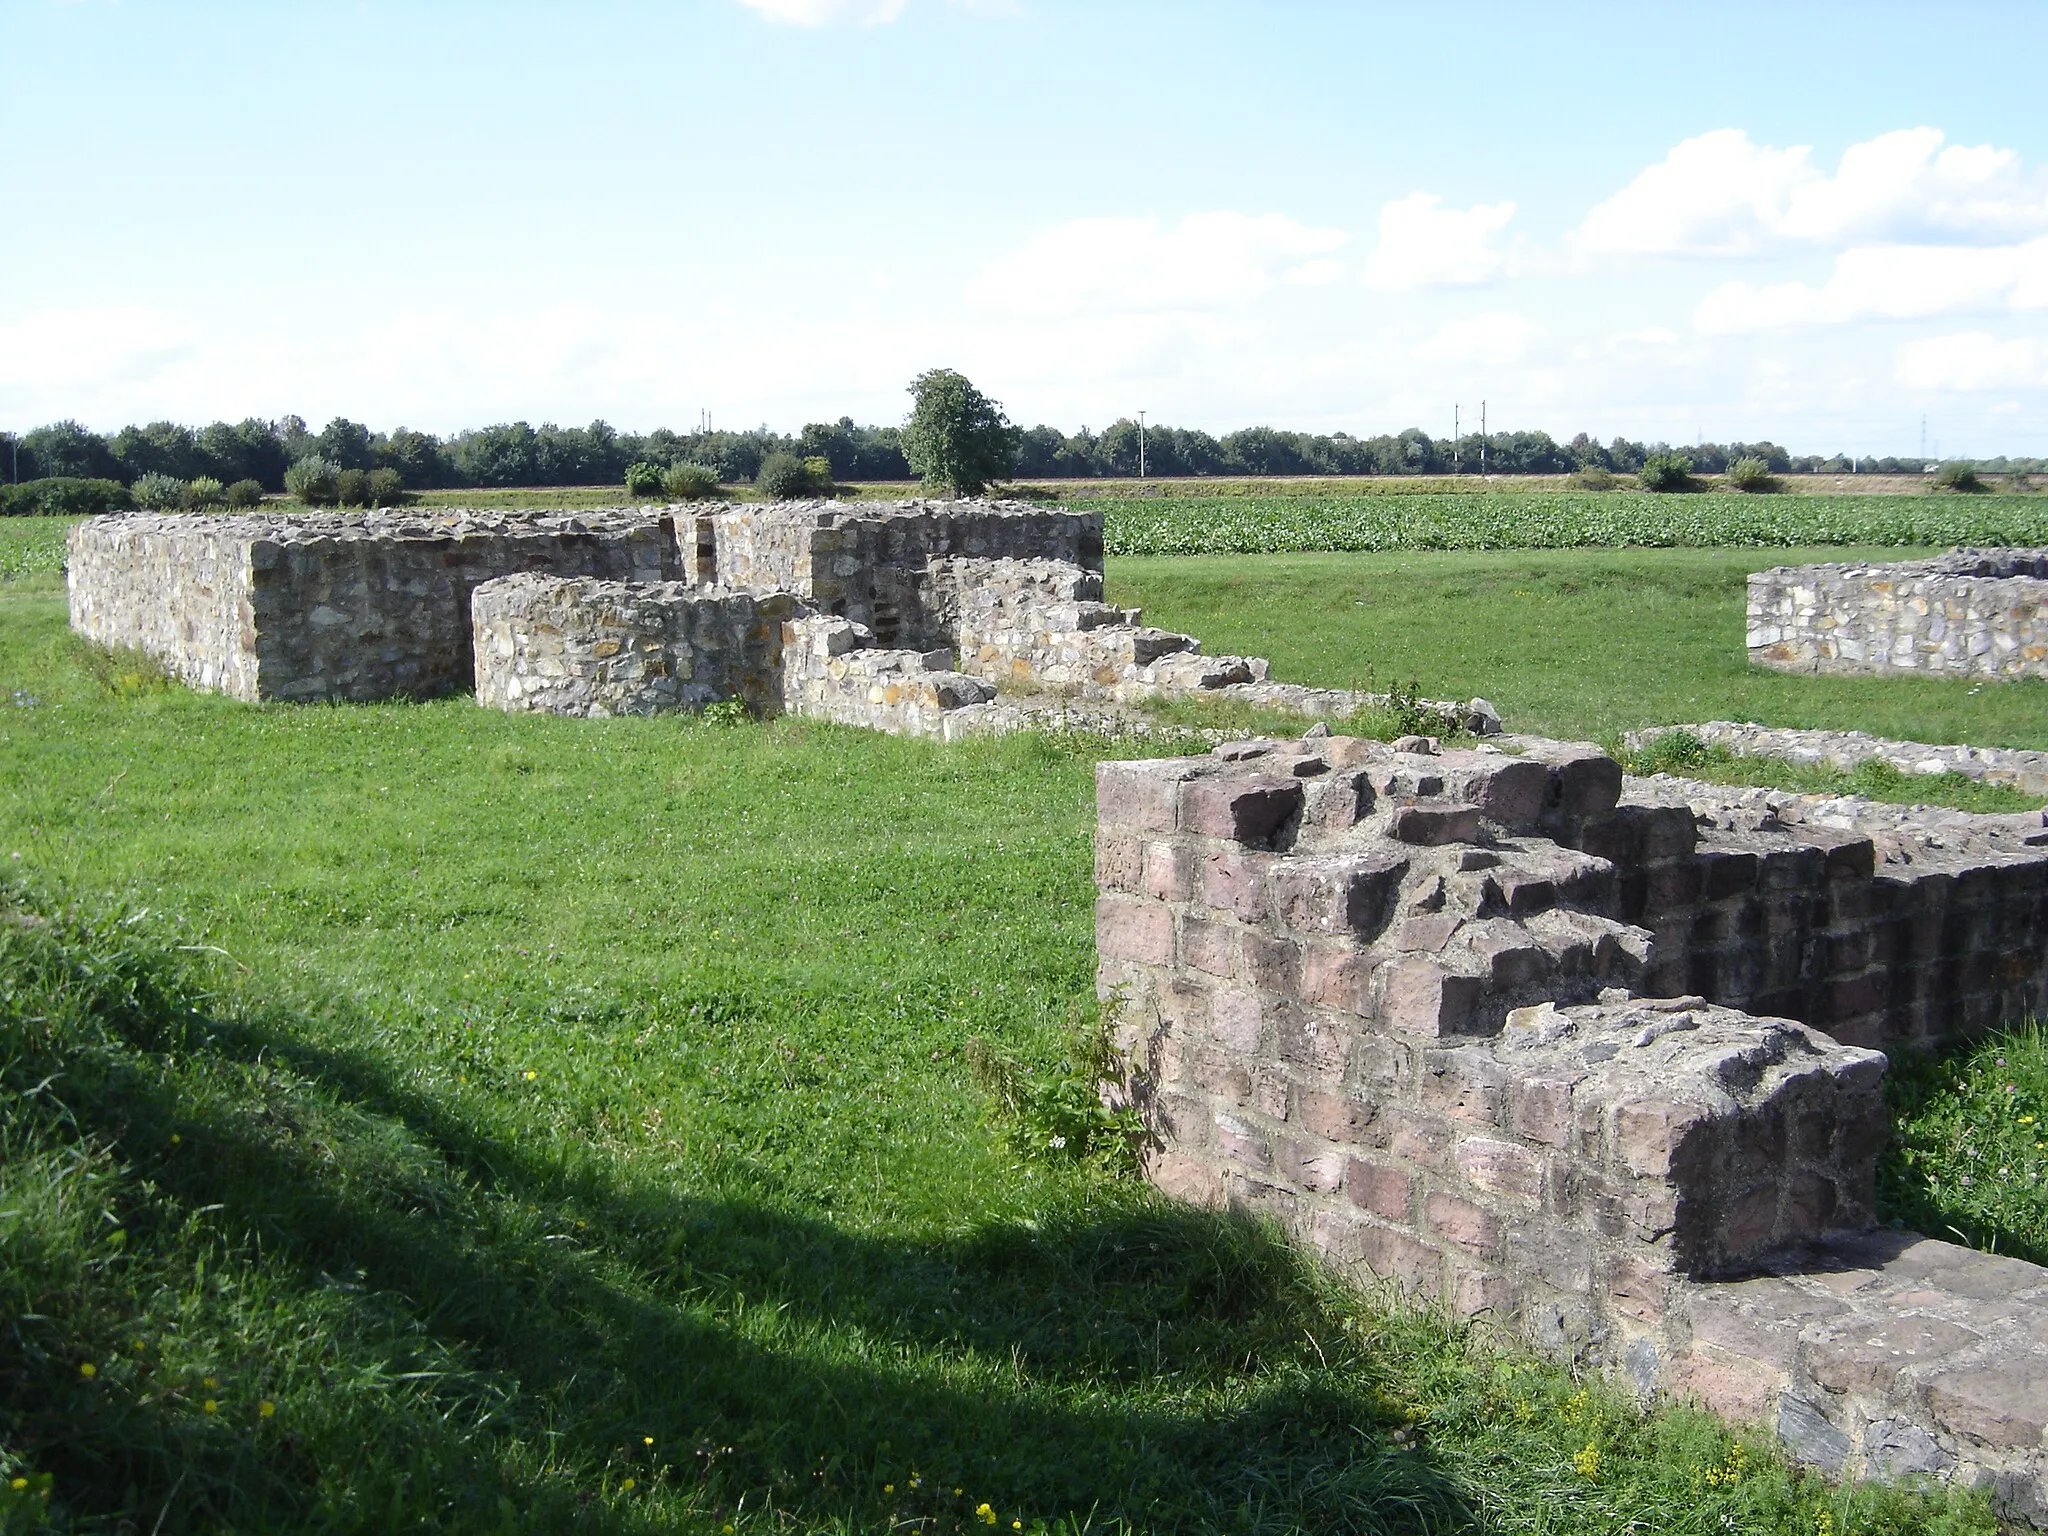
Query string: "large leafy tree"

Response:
xmin=900 ymin=369 xmax=1018 ymax=496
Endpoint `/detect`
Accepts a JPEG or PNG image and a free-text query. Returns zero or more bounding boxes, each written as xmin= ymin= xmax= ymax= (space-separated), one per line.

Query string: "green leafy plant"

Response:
xmin=1569 ymin=466 xmax=1615 ymax=490
xmin=623 ymin=461 xmax=664 ymax=498
xmin=333 ymin=468 xmax=369 ymax=507
xmin=181 ymin=476 xmax=226 ymax=510
xmin=660 ymin=462 xmax=721 ymax=500
xmin=802 ymin=455 xmax=835 ymax=496
xmin=1725 ymin=456 xmax=1778 ymax=493
xmin=222 ymin=479 xmax=265 ymax=509
xmin=0 ymin=478 xmax=133 ymax=516
xmin=1934 ymin=462 xmax=1986 ymax=493
xmin=966 ymin=1002 xmax=1148 ymax=1173
xmin=282 ymin=456 xmax=340 ymax=506
xmin=1637 ymin=452 xmax=1694 ymax=493
xmin=365 ymin=467 xmax=408 ymax=507
xmin=755 ymin=451 xmax=814 ymax=500
xmin=901 ymin=368 xmax=1019 ymax=496
xmin=699 ymin=697 xmax=752 ymax=726
xmin=131 ymin=472 xmax=187 ymax=512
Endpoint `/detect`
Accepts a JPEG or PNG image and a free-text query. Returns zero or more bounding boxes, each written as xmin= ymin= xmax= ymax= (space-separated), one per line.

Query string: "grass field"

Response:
xmin=0 ymin=576 xmax=2000 ymax=1534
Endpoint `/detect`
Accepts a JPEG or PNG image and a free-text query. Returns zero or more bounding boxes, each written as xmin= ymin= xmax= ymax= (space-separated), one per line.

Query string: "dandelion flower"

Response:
xmin=977 ymin=1503 xmax=997 ymax=1527
xmin=621 ymin=1478 xmax=636 ymax=1492
xmin=9 ymin=1477 xmax=26 ymax=1491
xmin=259 ymin=1400 xmax=276 ymax=1419
xmin=202 ymin=1399 xmax=219 ymax=1414
xmin=170 ymin=1133 xmax=181 ymax=1145
xmin=203 ymin=1377 xmax=216 ymax=1388
xmin=884 ymin=1485 xmax=895 ymax=1494
xmin=78 ymin=1363 xmax=96 ymax=1379
xmin=524 ymin=1070 xmax=538 ymax=1081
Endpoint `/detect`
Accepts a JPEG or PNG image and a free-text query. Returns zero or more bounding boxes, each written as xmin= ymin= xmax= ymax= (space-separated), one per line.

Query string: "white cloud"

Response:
xmin=1363 ymin=193 xmax=1515 ymax=289
xmin=733 ymin=0 xmax=907 ymax=25
xmin=1695 ymin=237 xmax=2048 ymax=332
xmin=1577 ymin=127 xmax=2048 ymax=258
xmin=1412 ymin=311 xmax=1537 ymax=367
xmin=1894 ymin=332 xmax=2048 ymax=391
xmin=966 ymin=212 xmax=1348 ymax=316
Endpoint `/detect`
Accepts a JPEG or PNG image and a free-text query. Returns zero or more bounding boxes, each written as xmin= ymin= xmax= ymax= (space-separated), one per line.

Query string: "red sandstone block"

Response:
xmin=1182 ymin=776 xmax=1304 ymax=845
xmin=1213 ymin=1111 xmax=1270 ymax=1168
xmin=1300 ymin=944 xmax=1375 ymax=1014
xmin=1666 ymin=1348 xmax=1780 ymax=1422
xmin=1605 ymin=1253 xmax=1670 ymax=1324
xmin=1646 ymin=861 xmax=1704 ymax=910
xmin=1142 ymin=840 xmax=1194 ymax=902
xmin=1347 ymin=1158 xmax=1412 ymax=1220
xmin=1421 ymin=1048 xmax=1508 ymax=1126
xmin=1511 ymin=1076 xmax=1574 ymax=1148
xmin=1810 ymin=1316 xmax=1982 ymax=1397
xmin=1252 ymin=1070 xmax=1289 ymax=1119
xmin=1425 ymin=1191 xmax=1501 ymax=1258
xmin=1822 ymin=836 xmax=1878 ymax=881
xmin=1554 ymin=751 xmax=1623 ymax=817
xmin=1358 ymin=1223 xmax=1445 ymax=1295
xmin=1388 ymin=804 xmax=1483 ymax=846
xmin=1925 ymin=1362 xmax=2048 ymax=1450
xmin=1475 ymin=758 xmax=1551 ymax=829
xmin=1381 ymin=959 xmax=1484 ymax=1037
xmin=1387 ymin=1108 xmax=1455 ymax=1170
xmin=1200 ymin=849 xmax=1269 ymax=922
xmin=1274 ymin=1004 xmax=1350 ymax=1078
xmin=1452 ymin=1270 xmax=1519 ymax=1319
xmin=1191 ymin=1046 xmax=1252 ymax=1105
xmin=1272 ymin=852 xmax=1408 ymax=935
xmin=1700 ymin=848 xmax=1760 ymax=900
xmin=1157 ymin=977 xmax=1211 ymax=1033
xmin=1455 ymin=1137 xmax=1545 ymax=1202
xmin=1828 ymin=972 xmax=1886 ymax=1018
xmin=1181 ymin=918 xmax=1238 ymax=978
xmin=1210 ymin=988 xmax=1264 ymax=1053
xmin=1298 ymin=1087 xmax=1376 ymax=1143
xmin=1242 ymin=931 xmax=1301 ymax=994
xmin=1146 ymin=1149 xmax=1225 ymax=1207
xmin=1094 ymin=831 xmax=1143 ymax=893
xmin=1278 ymin=1138 xmax=1346 ymax=1193
xmin=1637 ymin=805 xmax=1697 ymax=858
xmin=1096 ymin=894 xmax=1174 ymax=966
xmin=1611 ymin=1097 xmax=1707 ymax=1180
xmin=1096 ymin=761 xmax=1185 ymax=832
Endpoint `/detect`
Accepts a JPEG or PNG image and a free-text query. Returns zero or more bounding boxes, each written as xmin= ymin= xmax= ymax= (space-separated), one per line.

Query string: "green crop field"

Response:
xmin=1091 ymin=493 xmax=2048 ymax=557
xmin=0 ymin=567 xmax=2001 ymax=1534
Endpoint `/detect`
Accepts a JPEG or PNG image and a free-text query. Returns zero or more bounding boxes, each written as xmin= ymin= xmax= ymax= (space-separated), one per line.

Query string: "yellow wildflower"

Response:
xmin=977 ymin=1503 xmax=997 ymax=1526
xmin=524 ymin=1070 xmax=537 ymax=1081
xmin=9 ymin=1478 xmax=26 ymax=1491
xmin=78 ymin=1363 xmax=96 ymax=1379
xmin=884 ymin=1485 xmax=895 ymax=1494
xmin=202 ymin=1399 xmax=219 ymax=1414
xmin=259 ymin=1400 xmax=276 ymax=1419
xmin=643 ymin=1435 xmax=654 ymax=1446
xmin=621 ymin=1478 xmax=636 ymax=1492
xmin=1573 ymin=1441 xmax=1601 ymax=1480
xmin=202 ymin=1377 xmax=216 ymax=1389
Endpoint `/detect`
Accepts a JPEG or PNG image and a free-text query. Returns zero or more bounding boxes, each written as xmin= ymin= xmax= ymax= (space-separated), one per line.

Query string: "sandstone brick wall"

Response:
xmin=69 ymin=511 xmax=680 ymax=702
xmin=1750 ymin=549 xmax=2048 ymax=680
xmin=472 ymin=575 xmax=795 ymax=718
xmin=780 ymin=614 xmax=997 ymax=737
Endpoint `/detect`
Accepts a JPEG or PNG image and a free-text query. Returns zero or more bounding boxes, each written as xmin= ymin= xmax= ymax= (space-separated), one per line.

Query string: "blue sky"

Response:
xmin=4 ymin=1 xmax=2047 ymax=457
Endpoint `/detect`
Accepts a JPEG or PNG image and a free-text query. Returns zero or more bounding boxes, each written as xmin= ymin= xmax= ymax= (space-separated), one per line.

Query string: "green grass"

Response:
xmin=0 ymin=588 xmax=1995 ymax=1534
xmin=1107 ymin=548 xmax=2048 ymax=759
xmin=0 ymin=519 xmax=70 ymax=584
xmin=1090 ymin=494 xmax=2048 ymax=556
xmin=1881 ymin=1024 xmax=2048 ymax=1267
xmin=1617 ymin=733 xmax=2044 ymax=816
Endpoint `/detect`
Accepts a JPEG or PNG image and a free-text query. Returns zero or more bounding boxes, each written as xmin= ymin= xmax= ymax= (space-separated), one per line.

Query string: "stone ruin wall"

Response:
xmin=68 ymin=510 xmax=677 ymax=702
xmin=1097 ymin=733 xmax=2048 ymax=1516
xmin=1750 ymin=549 xmax=2048 ymax=681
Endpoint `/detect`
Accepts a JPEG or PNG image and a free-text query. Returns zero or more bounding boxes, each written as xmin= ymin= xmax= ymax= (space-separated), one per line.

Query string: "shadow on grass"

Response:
xmin=1 ymin=890 xmax=1473 ymax=1535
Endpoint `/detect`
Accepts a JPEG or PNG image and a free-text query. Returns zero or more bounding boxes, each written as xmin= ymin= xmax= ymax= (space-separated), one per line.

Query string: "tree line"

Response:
xmin=0 ymin=411 xmax=2001 ymax=498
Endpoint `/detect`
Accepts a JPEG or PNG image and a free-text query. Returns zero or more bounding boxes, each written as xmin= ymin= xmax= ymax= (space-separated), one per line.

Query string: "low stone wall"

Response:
xmin=1749 ymin=549 xmax=2048 ymax=680
xmin=1628 ymin=721 xmax=2048 ymax=798
xmin=69 ymin=510 xmax=679 ymax=702
xmin=472 ymin=575 xmax=794 ymax=718
xmin=1098 ymin=733 xmax=2048 ymax=1516
xmin=781 ymin=614 xmax=997 ymax=737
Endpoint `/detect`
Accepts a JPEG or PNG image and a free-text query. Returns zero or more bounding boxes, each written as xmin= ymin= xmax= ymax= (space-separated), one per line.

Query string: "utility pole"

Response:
xmin=1479 ymin=400 xmax=1487 ymax=474
xmin=1921 ymin=414 xmax=1928 ymax=463
xmin=1138 ymin=411 xmax=1146 ymax=479
xmin=1453 ymin=405 xmax=1460 ymax=471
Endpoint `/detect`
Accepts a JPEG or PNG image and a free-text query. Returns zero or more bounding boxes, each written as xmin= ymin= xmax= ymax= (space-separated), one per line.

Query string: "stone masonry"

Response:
xmin=1627 ymin=721 xmax=2048 ymax=799
xmin=1750 ymin=549 xmax=2048 ymax=681
xmin=1098 ymin=733 xmax=2048 ymax=1518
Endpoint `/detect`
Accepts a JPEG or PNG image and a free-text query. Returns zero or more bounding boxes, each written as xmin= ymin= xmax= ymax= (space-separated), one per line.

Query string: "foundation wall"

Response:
xmin=1750 ymin=550 xmax=2048 ymax=680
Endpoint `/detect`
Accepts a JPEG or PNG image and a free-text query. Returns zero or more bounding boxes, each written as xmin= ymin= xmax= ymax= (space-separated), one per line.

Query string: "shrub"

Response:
xmin=0 ymin=477 xmax=133 ymax=516
xmin=1637 ymin=452 xmax=1694 ymax=493
xmin=334 ymin=468 xmax=369 ymax=507
xmin=756 ymin=451 xmax=814 ymax=500
xmin=1934 ymin=462 xmax=1986 ymax=493
xmin=283 ymin=456 xmax=341 ymax=506
xmin=1568 ymin=466 xmax=1615 ymax=491
xmin=365 ymin=468 xmax=408 ymax=507
xmin=181 ymin=476 xmax=226 ymax=510
xmin=660 ymin=462 xmax=722 ymax=500
xmin=623 ymin=461 xmax=664 ymax=498
xmin=901 ymin=367 xmax=1019 ymax=495
xmin=223 ymin=479 xmax=265 ymax=508
xmin=131 ymin=472 xmax=186 ymax=511
xmin=802 ymin=456 xmax=835 ymax=496
xmin=1725 ymin=456 xmax=1778 ymax=493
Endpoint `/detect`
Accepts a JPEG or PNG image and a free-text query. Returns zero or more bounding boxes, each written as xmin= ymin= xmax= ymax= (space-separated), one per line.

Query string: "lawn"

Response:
xmin=1107 ymin=548 xmax=2048 ymax=754
xmin=0 ymin=573 xmax=1995 ymax=1535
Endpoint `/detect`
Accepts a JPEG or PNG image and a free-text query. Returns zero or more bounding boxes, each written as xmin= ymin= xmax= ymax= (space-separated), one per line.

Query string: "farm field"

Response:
xmin=1108 ymin=547 xmax=2048 ymax=754
xmin=0 ymin=574 xmax=2002 ymax=1535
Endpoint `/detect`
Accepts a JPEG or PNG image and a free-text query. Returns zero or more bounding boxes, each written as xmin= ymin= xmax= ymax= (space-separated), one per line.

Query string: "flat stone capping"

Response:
xmin=1628 ymin=722 xmax=2048 ymax=799
xmin=1749 ymin=549 xmax=2048 ymax=681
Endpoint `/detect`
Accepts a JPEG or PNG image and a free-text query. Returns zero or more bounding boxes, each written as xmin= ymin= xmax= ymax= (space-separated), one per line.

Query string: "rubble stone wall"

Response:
xmin=472 ymin=574 xmax=795 ymax=718
xmin=1100 ymin=734 xmax=2048 ymax=1517
xmin=781 ymin=614 xmax=997 ymax=737
xmin=69 ymin=511 xmax=679 ymax=702
xmin=1750 ymin=549 xmax=2048 ymax=680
